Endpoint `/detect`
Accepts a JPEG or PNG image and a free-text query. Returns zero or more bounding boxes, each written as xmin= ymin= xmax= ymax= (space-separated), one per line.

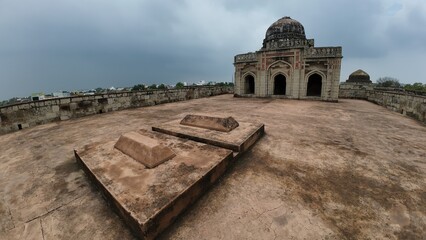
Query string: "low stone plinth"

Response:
xmin=114 ymin=131 xmax=176 ymax=168
xmin=180 ymin=114 xmax=239 ymax=132
xmin=75 ymin=130 xmax=233 ymax=239
xmin=153 ymin=118 xmax=264 ymax=153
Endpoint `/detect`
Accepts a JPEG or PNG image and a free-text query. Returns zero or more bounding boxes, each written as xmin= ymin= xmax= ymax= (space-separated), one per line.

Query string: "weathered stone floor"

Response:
xmin=1 ymin=94 xmax=425 ymax=239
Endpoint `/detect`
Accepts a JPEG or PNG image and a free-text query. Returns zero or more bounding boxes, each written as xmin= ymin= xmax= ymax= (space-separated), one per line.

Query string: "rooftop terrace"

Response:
xmin=1 ymin=94 xmax=425 ymax=239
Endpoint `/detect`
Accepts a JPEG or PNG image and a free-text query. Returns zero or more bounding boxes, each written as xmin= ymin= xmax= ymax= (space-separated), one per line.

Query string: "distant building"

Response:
xmin=195 ymin=80 xmax=206 ymax=86
xmin=339 ymin=69 xmax=373 ymax=99
xmin=234 ymin=16 xmax=342 ymax=101
xmin=53 ymin=91 xmax=71 ymax=98
xmin=31 ymin=93 xmax=45 ymax=101
xmin=346 ymin=69 xmax=372 ymax=83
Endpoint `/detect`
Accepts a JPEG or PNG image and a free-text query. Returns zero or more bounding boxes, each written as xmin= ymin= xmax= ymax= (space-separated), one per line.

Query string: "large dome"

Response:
xmin=265 ymin=16 xmax=306 ymax=42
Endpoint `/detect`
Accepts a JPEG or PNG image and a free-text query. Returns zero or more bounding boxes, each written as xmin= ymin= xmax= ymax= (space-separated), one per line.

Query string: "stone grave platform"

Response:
xmin=153 ymin=117 xmax=265 ymax=154
xmin=75 ymin=115 xmax=264 ymax=239
xmin=75 ymin=129 xmax=233 ymax=239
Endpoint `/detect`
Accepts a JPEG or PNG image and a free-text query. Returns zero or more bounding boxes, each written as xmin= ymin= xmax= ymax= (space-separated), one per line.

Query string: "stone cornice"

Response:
xmin=264 ymin=39 xmax=314 ymax=50
xmin=305 ymin=47 xmax=342 ymax=58
xmin=234 ymin=52 xmax=257 ymax=63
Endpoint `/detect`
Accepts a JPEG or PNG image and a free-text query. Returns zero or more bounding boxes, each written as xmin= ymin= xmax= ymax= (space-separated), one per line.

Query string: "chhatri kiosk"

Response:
xmin=234 ymin=17 xmax=343 ymax=101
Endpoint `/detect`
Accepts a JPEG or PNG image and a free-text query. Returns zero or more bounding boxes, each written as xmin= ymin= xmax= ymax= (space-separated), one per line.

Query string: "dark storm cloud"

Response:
xmin=0 ymin=0 xmax=425 ymax=100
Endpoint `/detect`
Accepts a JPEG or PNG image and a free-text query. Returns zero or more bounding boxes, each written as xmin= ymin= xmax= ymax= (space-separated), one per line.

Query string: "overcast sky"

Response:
xmin=1 ymin=0 xmax=425 ymax=100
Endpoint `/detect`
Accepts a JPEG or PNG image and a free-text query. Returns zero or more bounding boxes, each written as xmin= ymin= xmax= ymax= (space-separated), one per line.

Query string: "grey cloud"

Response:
xmin=0 ymin=0 xmax=425 ymax=100
xmin=385 ymin=4 xmax=426 ymax=50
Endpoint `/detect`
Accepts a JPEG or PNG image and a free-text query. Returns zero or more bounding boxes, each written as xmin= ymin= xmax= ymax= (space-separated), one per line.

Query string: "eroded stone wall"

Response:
xmin=339 ymin=84 xmax=426 ymax=124
xmin=366 ymin=90 xmax=426 ymax=123
xmin=339 ymin=82 xmax=374 ymax=99
xmin=0 ymin=86 xmax=233 ymax=135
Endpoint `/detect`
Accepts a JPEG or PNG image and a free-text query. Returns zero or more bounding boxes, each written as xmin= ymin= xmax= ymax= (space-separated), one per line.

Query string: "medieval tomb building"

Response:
xmin=234 ymin=17 xmax=342 ymax=101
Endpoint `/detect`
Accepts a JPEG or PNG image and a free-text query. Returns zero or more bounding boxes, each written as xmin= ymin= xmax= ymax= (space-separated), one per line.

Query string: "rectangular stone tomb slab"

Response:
xmin=152 ymin=119 xmax=264 ymax=153
xmin=180 ymin=114 xmax=239 ymax=132
xmin=75 ymin=130 xmax=233 ymax=240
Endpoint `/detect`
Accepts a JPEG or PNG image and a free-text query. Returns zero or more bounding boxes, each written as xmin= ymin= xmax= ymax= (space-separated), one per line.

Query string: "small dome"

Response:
xmin=263 ymin=17 xmax=306 ymax=48
xmin=347 ymin=69 xmax=371 ymax=83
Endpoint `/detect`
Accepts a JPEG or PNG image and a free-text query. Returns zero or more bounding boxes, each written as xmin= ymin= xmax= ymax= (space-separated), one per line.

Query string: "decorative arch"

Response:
xmin=267 ymin=60 xmax=293 ymax=71
xmin=272 ymin=72 xmax=287 ymax=95
xmin=271 ymin=71 xmax=289 ymax=80
xmin=267 ymin=61 xmax=293 ymax=96
xmin=305 ymin=70 xmax=325 ymax=97
xmin=242 ymin=72 xmax=256 ymax=94
xmin=305 ymin=70 xmax=326 ymax=80
xmin=242 ymin=71 xmax=257 ymax=79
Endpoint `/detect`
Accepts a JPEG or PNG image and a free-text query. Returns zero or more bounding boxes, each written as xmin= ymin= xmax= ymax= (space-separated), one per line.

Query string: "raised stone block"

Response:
xmin=69 ymin=102 xmax=78 ymax=110
xmin=180 ymin=114 xmax=239 ymax=132
xmin=52 ymin=105 xmax=60 ymax=112
xmin=45 ymin=112 xmax=57 ymax=119
xmin=153 ymin=116 xmax=264 ymax=153
xmin=114 ymin=131 xmax=176 ymax=168
xmin=60 ymin=115 xmax=70 ymax=121
xmin=75 ymin=130 xmax=233 ymax=239
xmin=60 ymin=98 xmax=71 ymax=104
xmin=18 ymin=104 xmax=30 ymax=110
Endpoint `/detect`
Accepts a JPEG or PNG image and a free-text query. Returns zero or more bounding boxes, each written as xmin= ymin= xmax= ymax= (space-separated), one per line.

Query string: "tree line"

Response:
xmin=131 ymin=81 xmax=234 ymax=91
xmin=376 ymin=77 xmax=426 ymax=93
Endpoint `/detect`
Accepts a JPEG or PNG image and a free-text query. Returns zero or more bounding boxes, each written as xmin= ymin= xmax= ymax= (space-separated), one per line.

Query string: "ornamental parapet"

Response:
xmin=264 ymin=38 xmax=314 ymax=50
xmin=234 ymin=52 xmax=257 ymax=63
xmin=305 ymin=47 xmax=342 ymax=58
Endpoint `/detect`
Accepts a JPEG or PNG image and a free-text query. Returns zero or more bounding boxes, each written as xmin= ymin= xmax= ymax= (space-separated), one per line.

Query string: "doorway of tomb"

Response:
xmin=273 ymin=74 xmax=286 ymax=95
xmin=307 ymin=73 xmax=322 ymax=96
xmin=245 ymin=75 xmax=255 ymax=94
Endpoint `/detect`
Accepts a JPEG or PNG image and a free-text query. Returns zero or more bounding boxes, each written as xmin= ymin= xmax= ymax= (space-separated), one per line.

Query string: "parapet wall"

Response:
xmin=339 ymin=83 xmax=426 ymax=124
xmin=0 ymin=86 xmax=233 ymax=135
xmin=366 ymin=90 xmax=426 ymax=123
xmin=339 ymin=82 xmax=374 ymax=99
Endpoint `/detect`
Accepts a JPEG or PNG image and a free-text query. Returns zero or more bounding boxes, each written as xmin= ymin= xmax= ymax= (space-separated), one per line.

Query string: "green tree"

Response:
xmin=131 ymin=84 xmax=145 ymax=91
xmin=95 ymin=87 xmax=104 ymax=93
xmin=148 ymin=84 xmax=157 ymax=89
xmin=404 ymin=82 xmax=426 ymax=92
xmin=157 ymin=84 xmax=166 ymax=90
xmin=376 ymin=77 xmax=401 ymax=88
xmin=215 ymin=82 xmax=234 ymax=87
xmin=175 ymin=82 xmax=185 ymax=89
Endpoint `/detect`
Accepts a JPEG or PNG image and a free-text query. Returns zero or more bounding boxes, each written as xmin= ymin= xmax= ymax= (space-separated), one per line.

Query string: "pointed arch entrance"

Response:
xmin=307 ymin=74 xmax=322 ymax=96
xmin=244 ymin=75 xmax=255 ymax=94
xmin=273 ymin=74 xmax=286 ymax=95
